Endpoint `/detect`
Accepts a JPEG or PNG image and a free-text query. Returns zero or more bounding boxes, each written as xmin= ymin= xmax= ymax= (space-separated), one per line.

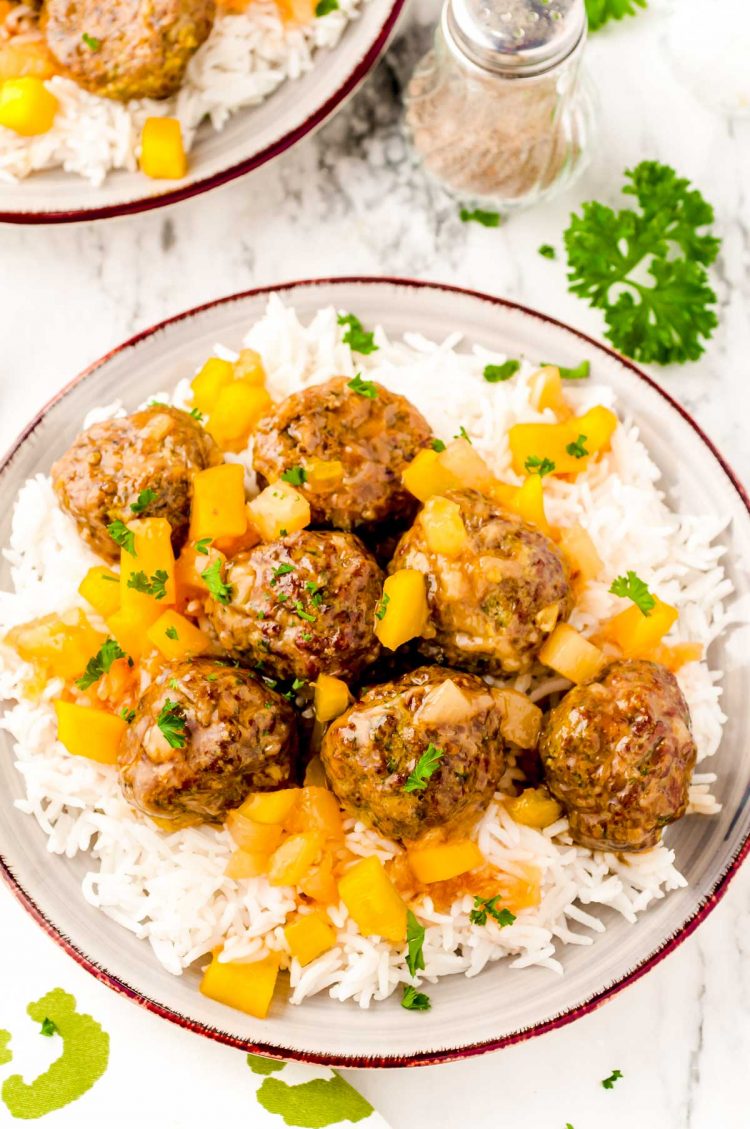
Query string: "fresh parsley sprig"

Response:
xmin=281 ymin=466 xmax=307 ymax=486
xmin=601 ymin=1068 xmax=623 ymax=1089
xmin=107 ymin=520 xmax=136 ymax=556
xmin=469 ymin=896 xmax=516 ymax=928
xmin=127 ymin=569 xmax=169 ymax=600
xmin=130 ymin=488 xmax=158 ymax=515
xmin=484 ymin=360 xmax=520 ymax=383
xmin=403 ymin=743 xmax=443 ymax=794
xmin=459 ymin=206 xmax=501 ymax=228
xmin=405 ymin=910 xmax=426 ymax=977
xmin=338 ymin=313 xmax=378 ymax=355
xmin=75 ymin=638 xmax=126 ymax=690
xmin=524 ymin=455 xmax=556 ymax=477
xmin=156 ymin=698 xmax=188 ymax=750
xmin=586 ymin=0 xmax=646 ymax=32
xmin=609 ymin=571 xmax=656 ymax=616
xmin=565 ymin=434 xmax=589 ymax=459
xmin=347 ymin=373 xmax=378 ymax=399
xmin=401 ymin=985 xmax=431 ymax=1011
xmin=203 ymin=559 xmax=232 ymax=605
xmin=564 ymin=161 xmax=720 ymax=364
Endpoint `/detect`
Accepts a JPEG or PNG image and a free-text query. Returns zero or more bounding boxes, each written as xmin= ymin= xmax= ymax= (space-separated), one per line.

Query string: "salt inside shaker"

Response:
xmin=403 ymin=0 xmax=597 ymax=212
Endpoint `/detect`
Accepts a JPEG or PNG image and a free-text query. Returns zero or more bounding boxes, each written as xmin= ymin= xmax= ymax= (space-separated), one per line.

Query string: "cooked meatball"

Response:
xmin=52 ymin=406 xmax=220 ymax=562
xmin=321 ymin=666 xmax=510 ymax=840
xmin=391 ymin=489 xmax=573 ymax=675
xmin=539 ymin=659 xmax=697 ymax=851
xmin=205 ymin=530 xmax=383 ymax=682
xmin=252 ymin=377 xmax=433 ymax=532
xmin=118 ymin=658 xmax=298 ymax=824
xmin=43 ymin=0 xmax=215 ymax=101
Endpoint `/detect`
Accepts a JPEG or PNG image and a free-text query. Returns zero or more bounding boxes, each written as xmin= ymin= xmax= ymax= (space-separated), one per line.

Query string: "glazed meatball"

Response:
xmin=391 ymin=489 xmax=573 ymax=675
xmin=321 ymin=666 xmax=511 ymax=841
xmin=118 ymin=658 xmax=298 ymax=824
xmin=252 ymin=377 xmax=433 ymax=532
xmin=539 ymin=659 xmax=697 ymax=852
xmin=205 ymin=530 xmax=383 ymax=682
xmin=52 ymin=406 xmax=220 ymax=562
xmin=43 ymin=0 xmax=215 ymax=101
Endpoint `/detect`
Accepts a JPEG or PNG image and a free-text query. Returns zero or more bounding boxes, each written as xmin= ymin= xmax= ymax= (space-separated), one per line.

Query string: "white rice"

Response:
xmin=0 ymin=0 xmax=365 ymax=186
xmin=0 ymin=297 xmax=740 ymax=1008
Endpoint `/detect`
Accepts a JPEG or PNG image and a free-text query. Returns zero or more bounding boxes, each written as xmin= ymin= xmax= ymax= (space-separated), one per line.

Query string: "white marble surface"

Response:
xmin=1 ymin=1 xmax=750 ymax=1126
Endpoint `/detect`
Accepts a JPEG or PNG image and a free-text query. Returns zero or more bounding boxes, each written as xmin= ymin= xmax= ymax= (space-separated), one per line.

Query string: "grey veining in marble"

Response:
xmin=1 ymin=0 xmax=749 ymax=1126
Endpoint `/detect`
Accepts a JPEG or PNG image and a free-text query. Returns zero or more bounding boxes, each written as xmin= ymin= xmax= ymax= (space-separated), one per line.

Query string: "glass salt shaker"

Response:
xmin=403 ymin=0 xmax=597 ymax=213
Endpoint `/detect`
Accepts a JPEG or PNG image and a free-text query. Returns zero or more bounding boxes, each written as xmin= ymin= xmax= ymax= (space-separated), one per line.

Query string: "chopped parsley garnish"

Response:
xmin=281 ymin=466 xmax=307 ymax=486
xmin=156 ymin=698 xmax=188 ymax=750
xmin=271 ymin=563 xmax=295 ymax=585
xmin=609 ymin=571 xmax=656 ymax=616
xmin=291 ymin=678 xmax=307 ymax=691
xmin=542 ymin=360 xmax=590 ymax=381
xmin=168 ymin=678 xmax=180 ymax=689
xmin=586 ymin=0 xmax=646 ymax=32
xmin=430 ymin=438 xmax=446 ymax=453
xmin=40 ymin=1017 xmax=58 ymax=1037
xmin=165 ymin=626 xmax=179 ymax=641
xmin=119 ymin=707 xmax=136 ymax=724
xmin=101 ymin=573 xmax=119 ymax=582
xmin=469 ymin=896 xmax=516 ymax=928
xmin=315 ymin=0 xmax=339 ymax=15
xmin=195 ymin=538 xmax=212 ymax=555
xmin=189 ymin=407 xmax=204 ymax=421
xmin=406 ymin=910 xmax=426 ymax=977
xmin=262 ymin=676 xmax=279 ymax=689
xmin=75 ymin=638 xmax=126 ymax=690
xmin=403 ymin=743 xmax=443 ymax=793
xmin=524 ymin=455 xmax=556 ymax=477
xmin=375 ymin=592 xmax=390 ymax=621
xmin=564 ymin=161 xmax=719 ymax=363
xmin=454 ymin=425 xmax=471 ymax=443
xmin=401 ymin=985 xmax=431 ymax=1011
xmin=601 ymin=1068 xmax=623 ymax=1090
xmin=293 ymin=601 xmax=317 ymax=624
xmin=483 ymin=360 xmax=520 ymax=383
xmin=130 ymin=488 xmax=158 ymax=515
xmin=538 ymin=243 xmax=556 ymax=259
xmin=301 ymin=632 xmax=313 ymax=642
xmin=459 ymin=206 xmax=501 ymax=227
xmin=347 ymin=373 xmax=378 ymax=399
xmin=127 ymin=569 xmax=169 ymax=600
xmin=205 ymin=673 xmax=218 ymax=682
xmin=81 ymin=32 xmax=101 ymax=51
xmin=203 ymin=559 xmax=232 ymax=605
xmin=338 ymin=312 xmax=378 ymax=355
xmin=565 ymin=434 xmax=589 ymax=459
xmin=107 ymin=520 xmax=136 ymax=556
xmin=305 ymin=581 xmax=325 ymax=608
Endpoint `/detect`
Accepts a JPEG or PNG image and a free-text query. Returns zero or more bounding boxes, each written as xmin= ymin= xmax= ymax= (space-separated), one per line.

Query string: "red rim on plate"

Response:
xmin=0 ymin=2 xmax=406 ymax=226
xmin=1 ymin=277 xmax=749 ymax=1067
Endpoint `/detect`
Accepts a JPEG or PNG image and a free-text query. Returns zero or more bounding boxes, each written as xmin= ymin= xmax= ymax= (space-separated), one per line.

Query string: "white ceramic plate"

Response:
xmin=1 ymin=277 xmax=749 ymax=1067
xmin=0 ymin=3 xmax=404 ymax=225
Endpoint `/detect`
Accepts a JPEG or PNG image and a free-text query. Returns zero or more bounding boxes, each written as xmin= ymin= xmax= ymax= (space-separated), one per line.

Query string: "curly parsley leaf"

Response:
xmin=403 ymin=743 xmax=444 ymax=793
xmin=406 ymin=910 xmax=426 ymax=977
xmin=127 ymin=569 xmax=169 ymax=600
xmin=281 ymin=466 xmax=307 ymax=486
xmin=586 ymin=0 xmax=646 ymax=32
xmin=338 ymin=313 xmax=378 ymax=355
xmin=459 ymin=206 xmax=501 ymax=228
xmin=601 ymin=1068 xmax=623 ymax=1090
xmin=564 ymin=161 xmax=720 ymax=364
xmin=75 ymin=638 xmax=126 ymax=690
xmin=401 ymin=985 xmax=431 ymax=1011
xmin=609 ymin=571 xmax=656 ymax=616
xmin=107 ymin=520 xmax=136 ymax=556
xmin=347 ymin=372 xmax=378 ymax=398
xmin=524 ymin=455 xmax=556 ymax=477
xmin=203 ymin=559 xmax=232 ymax=605
xmin=315 ymin=0 xmax=339 ymax=16
xmin=195 ymin=538 xmax=212 ymax=555
xmin=130 ymin=488 xmax=158 ymax=515
xmin=469 ymin=896 xmax=516 ymax=928
xmin=156 ymin=698 xmax=188 ymax=749
xmin=566 ymin=434 xmax=589 ymax=459
xmin=484 ymin=360 xmax=520 ymax=383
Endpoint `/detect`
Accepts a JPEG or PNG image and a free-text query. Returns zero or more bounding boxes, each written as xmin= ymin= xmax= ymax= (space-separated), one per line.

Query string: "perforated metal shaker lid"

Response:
xmin=444 ymin=0 xmax=586 ymax=77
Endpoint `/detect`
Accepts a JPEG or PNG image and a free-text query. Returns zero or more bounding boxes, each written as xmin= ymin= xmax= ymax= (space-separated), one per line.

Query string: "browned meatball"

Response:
xmin=52 ymin=406 xmax=220 ymax=562
xmin=205 ymin=530 xmax=383 ymax=682
xmin=43 ymin=0 xmax=215 ymax=101
xmin=252 ymin=377 xmax=433 ymax=532
xmin=539 ymin=660 xmax=697 ymax=852
xmin=321 ymin=666 xmax=513 ymax=841
xmin=118 ymin=658 xmax=298 ymax=824
xmin=391 ymin=489 xmax=573 ymax=675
